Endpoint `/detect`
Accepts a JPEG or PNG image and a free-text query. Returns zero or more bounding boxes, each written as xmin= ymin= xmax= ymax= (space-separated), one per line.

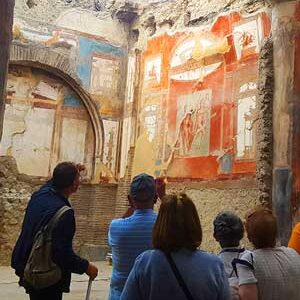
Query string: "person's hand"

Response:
xmin=86 ymin=262 xmax=98 ymax=280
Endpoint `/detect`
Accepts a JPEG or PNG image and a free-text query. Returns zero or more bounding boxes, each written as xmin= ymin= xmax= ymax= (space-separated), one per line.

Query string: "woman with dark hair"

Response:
xmin=120 ymin=193 xmax=230 ymax=300
xmin=214 ymin=211 xmax=250 ymax=300
xmin=236 ymin=207 xmax=300 ymax=300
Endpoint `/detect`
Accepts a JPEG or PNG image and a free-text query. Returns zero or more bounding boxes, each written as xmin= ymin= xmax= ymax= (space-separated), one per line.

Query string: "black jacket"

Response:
xmin=11 ymin=181 xmax=89 ymax=293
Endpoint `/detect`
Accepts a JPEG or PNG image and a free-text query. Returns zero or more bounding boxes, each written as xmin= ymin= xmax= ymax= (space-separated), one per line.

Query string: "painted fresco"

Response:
xmin=101 ymin=119 xmax=120 ymax=180
xmin=13 ymin=16 xmax=126 ymax=118
xmin=133 ymin=11 xmax=271 ymax=179
xmin=175 ymin=90 xmax=212 ymax=157
xmin=0 ymin=65 xmax=95 ymax=178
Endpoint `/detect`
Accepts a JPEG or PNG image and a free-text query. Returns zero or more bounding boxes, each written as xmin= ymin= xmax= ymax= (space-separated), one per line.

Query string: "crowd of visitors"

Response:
xmin=10 ymin=162 xmax=300 ymax=300
xmin=110 ymin=173 xmax=300 ymax=300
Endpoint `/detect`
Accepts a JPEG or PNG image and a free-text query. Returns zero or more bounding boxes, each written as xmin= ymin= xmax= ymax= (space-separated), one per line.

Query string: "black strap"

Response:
xmin=46 ymin=206 xmax=72 ymax=233
xmin=232 ymin=255 xmax=254 ymax=277
xmin=220 ymin=247 xmax=245 ymax=254
xmin=220 ymin=247 xmax=245 ymax=278
xmin=35 ymin=206 xmax=72 ymax=239
xmin=163 ymin=252 xmax=195 ymax=300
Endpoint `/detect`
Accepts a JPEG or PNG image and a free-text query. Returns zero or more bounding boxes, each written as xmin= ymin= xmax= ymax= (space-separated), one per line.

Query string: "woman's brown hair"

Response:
xmin=245 ymin=207 xmax=277 ymax=249
xmin=153 ymin=193 xmax=202 ymax=252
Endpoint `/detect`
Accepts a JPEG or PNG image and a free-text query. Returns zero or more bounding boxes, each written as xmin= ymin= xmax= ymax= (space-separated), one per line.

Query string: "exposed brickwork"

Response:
xmin=71 ymin=183 xmax=118 ymax=260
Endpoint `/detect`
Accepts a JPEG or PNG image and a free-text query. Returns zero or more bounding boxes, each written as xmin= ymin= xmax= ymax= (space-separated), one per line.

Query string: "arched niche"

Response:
xmin=4 ymin=43 xmax=104 ymax=180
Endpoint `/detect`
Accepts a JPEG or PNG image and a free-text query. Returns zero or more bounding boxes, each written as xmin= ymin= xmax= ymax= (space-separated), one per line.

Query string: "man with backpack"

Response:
xmin=11 ymin=162 xmax=98 ymax=300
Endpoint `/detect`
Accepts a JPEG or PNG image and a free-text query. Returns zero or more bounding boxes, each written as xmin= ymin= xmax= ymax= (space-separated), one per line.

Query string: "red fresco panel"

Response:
xmin=167 ymin=156 xmax=219 ymax=179
xmin=139 ymin=11 xmax=270 ymax=180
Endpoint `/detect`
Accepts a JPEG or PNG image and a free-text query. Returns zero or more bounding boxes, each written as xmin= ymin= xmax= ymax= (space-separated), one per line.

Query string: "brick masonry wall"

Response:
xmin=71 ymin=183 xmax=118 ymax=261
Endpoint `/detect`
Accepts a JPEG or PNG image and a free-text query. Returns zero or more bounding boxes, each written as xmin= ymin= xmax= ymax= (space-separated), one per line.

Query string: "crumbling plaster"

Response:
xmin=167 ymin=179 xmax=260 ymax=252
xmin=130 ymin=0 xmax=272 ymax=50
xmin=256 ymin=37 xmax=273 ymax=206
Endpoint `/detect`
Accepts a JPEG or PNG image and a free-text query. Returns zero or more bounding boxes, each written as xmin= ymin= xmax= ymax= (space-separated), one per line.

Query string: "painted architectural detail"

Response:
xmin=174 ymin=90 xmax=212 ymax=157
xmin=13 ymin=17 xmax=126 ymax=118
xmin=1 ymin=66 xmax=95 ymax=178
xmin=102 ymin=119 xmax=119 ymax=177
xmin=236 ymin=96 xmax=256 ymax=159
xmin=144 ymin=56 xmax=162 ymax=83
xmin=233 ymin=18 xmax=263 ymax=60
xmin=132 ymin=11 xmax=270 ymax=179
xmin=90 ymin=54 xmax=121 ymax=98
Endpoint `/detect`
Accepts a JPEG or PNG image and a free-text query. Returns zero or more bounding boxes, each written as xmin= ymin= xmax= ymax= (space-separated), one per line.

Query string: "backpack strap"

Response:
xmin=232 ymin=254 xmax=254 ymax=277
xmin=220 ymin=247 xmax=245 ymax=254
xmin=163 ymin=251 xmax=195 ymax=300
xmin=45 ymin=206 xmax=72 ymax=234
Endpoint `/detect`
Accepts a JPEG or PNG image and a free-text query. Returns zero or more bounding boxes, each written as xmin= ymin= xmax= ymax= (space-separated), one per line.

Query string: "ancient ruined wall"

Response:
xmin=0 ymin=65 xmax=95 ymax=178
xmin=71 ymin=183 xmax=118 ymax=260
xmin=131 ymin=9 xmax=271 ymax=180
xmin=0 ymin=1 xmax=130 ymax=265
xmin=167 ymin=179 xmax=259 ymax=252
xmin=11 ymin=2 xmax=128 ymax=181
xmin=0 ymin=156 xmax=42 ymax=265
xmin=117 ymin=1 xmax=273 ymax=247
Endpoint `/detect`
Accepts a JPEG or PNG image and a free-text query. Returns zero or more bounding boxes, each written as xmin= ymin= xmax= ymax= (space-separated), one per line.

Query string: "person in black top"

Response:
xmin=11 ymin=162 xmax=98 ymax=300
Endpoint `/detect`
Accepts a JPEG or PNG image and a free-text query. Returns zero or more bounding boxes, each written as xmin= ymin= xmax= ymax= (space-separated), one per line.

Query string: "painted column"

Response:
xmin=272 ymin=1 xmax=297 ymax=245
xmin=0 ymin=0 xmax=15 ymax=141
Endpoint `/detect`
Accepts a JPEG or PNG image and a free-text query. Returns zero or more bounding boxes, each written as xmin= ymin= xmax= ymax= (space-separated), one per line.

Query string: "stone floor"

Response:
xmin=0 ymin=262 xmax=111 ymax=300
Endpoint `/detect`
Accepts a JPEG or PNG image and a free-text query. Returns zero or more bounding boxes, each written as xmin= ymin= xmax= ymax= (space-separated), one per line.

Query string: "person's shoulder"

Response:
xmin=278 ymin=246 xmax=300 ymax=257
xmin=196 ymin=250 xmax=224 ymax=265
xmin=110 ymin=217 xmax=126 ymax=227
xmin=240 ymin=250 xmax=254 ymax=262
xmin=293 ymin=222 xmax=300 ymax=231
xmin=133 ymin=249 xmax=158 ymax=266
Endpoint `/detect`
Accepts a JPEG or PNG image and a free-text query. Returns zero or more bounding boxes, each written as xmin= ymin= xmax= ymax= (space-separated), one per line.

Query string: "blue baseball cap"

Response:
xmin=129 ymin=173 xmax=156 ymax=202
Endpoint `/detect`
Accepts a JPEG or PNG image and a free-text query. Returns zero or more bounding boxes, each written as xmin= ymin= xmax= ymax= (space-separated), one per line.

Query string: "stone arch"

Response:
xmin=9 ymin=42 xmax=104 ymax=178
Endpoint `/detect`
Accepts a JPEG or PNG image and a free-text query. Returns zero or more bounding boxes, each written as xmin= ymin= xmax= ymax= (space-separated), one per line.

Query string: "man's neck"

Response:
xmin=133 ymin=201 xmax=154 ymax=210
xmin=53 ymin=187 xmax=70 ymax=199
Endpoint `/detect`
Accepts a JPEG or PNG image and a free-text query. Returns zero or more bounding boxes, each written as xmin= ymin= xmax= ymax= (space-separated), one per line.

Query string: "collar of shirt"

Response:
xmin=219 ymin=247 xmax=245 ymax=255
xmin=133 ymin=209 xmax=155 ymax=215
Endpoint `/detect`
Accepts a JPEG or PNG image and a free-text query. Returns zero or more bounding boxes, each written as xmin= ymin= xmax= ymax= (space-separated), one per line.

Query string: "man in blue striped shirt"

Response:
xmin=108 ymin=174 xmax=158 ymax=300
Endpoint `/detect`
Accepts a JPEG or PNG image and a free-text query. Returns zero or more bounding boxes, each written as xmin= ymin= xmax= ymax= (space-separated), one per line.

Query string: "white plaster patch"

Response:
xmin=120 ymin=117 xmax=132 ymax=178
xmin=55 ymin=9 xmax=127 ymax=46
xmin=236 ymin=96 xmax=256 ymax=159
xmin=59 ymin=118 xmax=88 ymax=163
xmin=0 ymin=105 xmax=55 ymax=177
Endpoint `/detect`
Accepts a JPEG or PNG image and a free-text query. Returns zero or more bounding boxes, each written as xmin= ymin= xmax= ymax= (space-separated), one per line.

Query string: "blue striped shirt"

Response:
xmin=108 ymin=209 xmax=157 ymax=300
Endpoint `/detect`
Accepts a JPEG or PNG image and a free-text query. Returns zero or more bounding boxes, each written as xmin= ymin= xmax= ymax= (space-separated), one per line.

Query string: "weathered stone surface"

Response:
xmin=167 ymin=179 xmax=260 ymax=252
xmin=0 ymin=156 xmax=40 ymax=265
xmin=256 ymin=38 xmax=274 ymax=206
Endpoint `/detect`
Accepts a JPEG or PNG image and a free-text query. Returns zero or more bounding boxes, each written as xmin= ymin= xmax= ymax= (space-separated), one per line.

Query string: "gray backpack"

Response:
xmin=24 ymin=206 xmax=72 ymax=290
